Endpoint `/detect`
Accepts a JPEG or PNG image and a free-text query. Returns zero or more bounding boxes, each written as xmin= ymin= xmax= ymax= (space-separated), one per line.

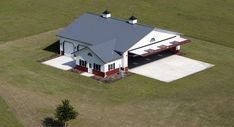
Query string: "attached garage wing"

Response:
xmin=129 ymin=37 xmax=191 ymax=57
xmin=64 ymin=42 xmax=75 ymax=56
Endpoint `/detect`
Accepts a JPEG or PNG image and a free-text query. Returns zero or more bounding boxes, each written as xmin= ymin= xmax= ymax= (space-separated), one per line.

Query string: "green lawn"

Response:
xmin=0 ymin=29 xmax=233 ymax=127
xmin=0 ymin=0 xmax=234 ymax=127
xmin=0 ymin=0 xmax=234 ymax=47
xmin=0 ymin=97 xmax=23 ymax=127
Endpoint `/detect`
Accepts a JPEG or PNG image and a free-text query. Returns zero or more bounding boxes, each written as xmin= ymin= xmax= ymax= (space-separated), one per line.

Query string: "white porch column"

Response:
xmin=59 ymin=40 xmax=64 ymax=55
xmin=122 ymin=52 xmax=128 ymax=71
xmin=176 ymin=45 xmax=181 ymax=50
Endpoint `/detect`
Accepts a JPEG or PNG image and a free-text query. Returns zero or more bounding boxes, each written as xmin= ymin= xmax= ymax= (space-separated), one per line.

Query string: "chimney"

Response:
xmin=128 ymin=16 xmax=137 ymax=24
xmin=102 ymin=10 xmax=111 ymax=18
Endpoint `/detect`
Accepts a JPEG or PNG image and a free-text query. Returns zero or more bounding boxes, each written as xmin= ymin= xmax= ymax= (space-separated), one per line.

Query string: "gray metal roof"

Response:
xmin=58 ymin=12 xmax=155 ymax=63
xmin=58 ymin=13 xmax=183 ymax=63
xmin=89 ymin=39 xmax=122 ymax=63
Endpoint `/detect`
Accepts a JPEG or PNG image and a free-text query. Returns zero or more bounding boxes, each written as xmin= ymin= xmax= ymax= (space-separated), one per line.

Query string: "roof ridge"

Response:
xmin=85 ymin=12 xmax=154 ymax=29
xmin=153 ymin=27 xmax=182 ymax=35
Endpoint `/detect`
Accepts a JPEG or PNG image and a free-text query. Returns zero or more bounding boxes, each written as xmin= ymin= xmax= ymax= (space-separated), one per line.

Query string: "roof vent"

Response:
xmin=102 ymin=10 xmax=111 ymax=18
xmin=128 ymin=16 xmax=137 ymax=24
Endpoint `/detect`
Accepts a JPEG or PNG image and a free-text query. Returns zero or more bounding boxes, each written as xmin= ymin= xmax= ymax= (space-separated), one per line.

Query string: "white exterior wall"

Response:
xmin=129 ymin=30 xmax=179 ymax=51
xmin=76 ymin=48 xmax=124 ymax=73
xmin=76 ymin=48 xmax=105 ymax=71
xmin=104 ymin=59 xmax=122 ymax=72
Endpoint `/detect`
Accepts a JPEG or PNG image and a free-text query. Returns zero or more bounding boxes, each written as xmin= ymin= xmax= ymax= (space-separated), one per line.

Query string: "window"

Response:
xmin=87 ymin=53 xmax=93 ymax=57
xmin=77 ymin=45 xmax=79 ymax=51
xmin=150 ymin=38 xmax=155 ymax=42
xmin=89 ymin=63 xmax=92 ymax=68
xmin=79 ymin=59 xmax=87 ymax=67
xmin=93 ymin=63 xmax=101 ymax=71
xmin=108 ymin=63 xmax=115 ymax=71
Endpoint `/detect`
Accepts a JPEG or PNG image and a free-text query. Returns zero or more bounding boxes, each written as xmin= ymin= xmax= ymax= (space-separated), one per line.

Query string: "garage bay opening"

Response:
xmin=128 ymin=48 xmax=176 ymax=69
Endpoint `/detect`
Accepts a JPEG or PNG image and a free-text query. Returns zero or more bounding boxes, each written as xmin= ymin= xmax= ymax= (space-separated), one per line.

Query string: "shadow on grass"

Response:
xmin=42 ymin=117 xmax=63 ymax=127
xmin=44 ymin=40 xmax=60 ymax=54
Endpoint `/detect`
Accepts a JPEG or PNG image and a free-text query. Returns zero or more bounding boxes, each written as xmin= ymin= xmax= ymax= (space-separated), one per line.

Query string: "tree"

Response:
xmin=55 ymin=99 xmax=78 ymax=127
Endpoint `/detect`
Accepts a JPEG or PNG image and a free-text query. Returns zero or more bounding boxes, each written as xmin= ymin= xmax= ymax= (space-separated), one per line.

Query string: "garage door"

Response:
xmin=64 ymin=42 xmax=74 ymax=56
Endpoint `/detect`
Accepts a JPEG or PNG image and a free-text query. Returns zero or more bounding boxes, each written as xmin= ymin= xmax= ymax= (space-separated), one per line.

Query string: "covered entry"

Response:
xmin=128 ymin=49 xmax=174 ymax=69
xmin=128 ymin=37 xmax=191 ymax=69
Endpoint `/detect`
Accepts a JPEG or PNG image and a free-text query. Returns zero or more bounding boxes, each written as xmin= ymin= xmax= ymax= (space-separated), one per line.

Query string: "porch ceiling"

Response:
xmin=129 ymin=37 xmax=191 ymax=57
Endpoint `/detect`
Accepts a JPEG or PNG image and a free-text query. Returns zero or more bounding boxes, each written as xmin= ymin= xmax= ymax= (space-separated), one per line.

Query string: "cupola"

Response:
xmin=128 ymin=16 xmax=137 ymax=24
xmin=102 ymin=10 xmax=111 ymax=18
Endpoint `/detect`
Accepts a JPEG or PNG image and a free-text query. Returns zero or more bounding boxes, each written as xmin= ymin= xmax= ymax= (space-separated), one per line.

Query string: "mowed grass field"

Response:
xmin=0 ymin=29 xmax=233 ymax=127
xmin=0 ymin=97 xmax=23 ymax=127
xmin=0 ymin=0 xmax=234 ymax=47
xmin=0 ymin=0 xmax=234 ymax=127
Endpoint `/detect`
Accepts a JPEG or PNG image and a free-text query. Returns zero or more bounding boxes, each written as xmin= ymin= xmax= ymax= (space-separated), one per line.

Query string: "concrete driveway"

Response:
xmin=129 ymin=55 xmax=214 ymax=82
xmin=42 ymin=56 xmax=76 ymax=70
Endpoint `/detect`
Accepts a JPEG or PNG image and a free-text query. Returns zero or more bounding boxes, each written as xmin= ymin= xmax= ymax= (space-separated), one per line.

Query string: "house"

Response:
xmin=57 ymin=11 xmax=191 ymax=77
